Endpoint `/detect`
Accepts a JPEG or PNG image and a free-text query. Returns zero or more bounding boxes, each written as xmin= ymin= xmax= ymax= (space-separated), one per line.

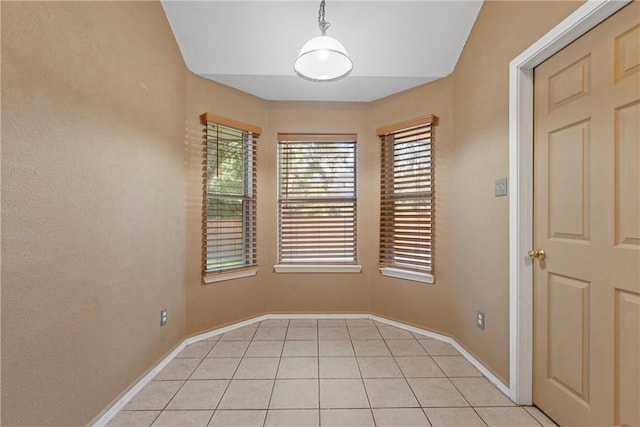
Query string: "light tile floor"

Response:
xmin=107 ymin=319 xmax=558 ymax=427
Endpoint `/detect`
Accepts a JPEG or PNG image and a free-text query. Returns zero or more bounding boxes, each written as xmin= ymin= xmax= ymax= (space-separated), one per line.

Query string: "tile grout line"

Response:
xmin=348 ymin=320 xmax=377 ymax=427
xmin=185 ymin=339 xmax=220 ymax=426
xmin=112 ymin=319 xmax=535 ymax=427
xmin=375 ymin=322 xmax=504 ymax=426
xmin=316 ymin=320 xmax=321 ymax=427
xmin=523 ymin=406 xmax=552 ymax=427
xmin=208 ymin=325 xmax=258 ymax=426
xmin=374 ymin=321 xmax=427 ymax=426
xmin=446 ymin=373 xmax=489 ymax=427
xmin=407 ymin=329 xmax=510 ymax=425
xmin=120 ymin=340 xmax=220 ymax=426
xmin=100 ymin=313 xmax=511 ymax=426
xmin=374 ymin=322 xmax=428 ymax=425
xmin=263 ymin=318 xmax=290 ymax=427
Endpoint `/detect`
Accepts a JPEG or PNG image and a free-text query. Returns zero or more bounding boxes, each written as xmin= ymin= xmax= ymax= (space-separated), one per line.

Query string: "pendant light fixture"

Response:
xmin=294 ymin=0 xmax=353 ymax=82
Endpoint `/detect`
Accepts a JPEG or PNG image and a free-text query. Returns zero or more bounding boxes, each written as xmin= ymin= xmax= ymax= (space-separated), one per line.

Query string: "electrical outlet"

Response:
xmin=494 ymin=177 xmax=508 ymax=197
xmin=160 ymin=308 xmax=168 ymax=326
xmin=476 ymin=310 xmax=485 ymax=330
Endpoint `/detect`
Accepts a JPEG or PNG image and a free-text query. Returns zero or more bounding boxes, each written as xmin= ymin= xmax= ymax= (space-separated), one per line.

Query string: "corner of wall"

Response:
xmin=2 ymin=1 xmax=189 ymax=424
xmin=449 ymin=0 xmax=584 ymax=384
xmin=367 ymin=76 xmax=455 ymax=337
xmin=183 ymin=71 xmax=269 ymax=336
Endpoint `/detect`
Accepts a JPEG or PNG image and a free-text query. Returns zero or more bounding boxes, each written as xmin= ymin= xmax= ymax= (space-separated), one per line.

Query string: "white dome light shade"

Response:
xmin=294 ymin=35 xmax=353 ymax=82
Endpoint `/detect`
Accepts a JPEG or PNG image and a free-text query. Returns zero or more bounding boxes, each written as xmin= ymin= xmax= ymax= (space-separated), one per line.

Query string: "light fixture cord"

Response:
xmin=318 ymin=0 xmax=330 ymax=35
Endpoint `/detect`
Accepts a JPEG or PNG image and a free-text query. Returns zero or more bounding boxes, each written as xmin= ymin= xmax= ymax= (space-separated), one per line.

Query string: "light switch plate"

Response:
xmin=494 ymin=177 xmax=507 ymax=197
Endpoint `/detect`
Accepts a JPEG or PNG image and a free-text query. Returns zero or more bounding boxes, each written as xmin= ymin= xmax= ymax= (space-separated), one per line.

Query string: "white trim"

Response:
xmin=379 ymin=267 xmax=434 ymax=284
xmin=92 ymin=341 xmax=187 ymax=427
xmin=369 ymin=315 xmax=456 ymax=342
xmin=264 ymin=313 xmax=369 ymax=320
xmin=203 ymin=268 xmax=259 ymax=284
xmin=273 ymin=264 xmax=362 ymax=273
xmin=92 ymin=317 xmax=268 ymax=427
xmin=95 ymin=313 xmax=513 ymax=426
xmin=453 ymin=341 xmax=511 ymax=398
xmin=94 ymin=4 xmax=629 ymax=423
xmin=369 ymin=315 xmax=510 ymax=397
xmin=184 ymin=315 xmax=268 ymax=344
xmin=508 ymin=0 xmax=629 ymax=405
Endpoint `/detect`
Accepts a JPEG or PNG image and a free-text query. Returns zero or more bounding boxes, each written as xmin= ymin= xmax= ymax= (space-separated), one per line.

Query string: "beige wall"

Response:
xmin=184 ymin=73 xmax=269 ymax=335
xmin=450 ymin=1 xmax=582 ymax=382
xmin=184 ymin=84 xmax=453 ymax=331
xmin=368 ymin=77 xmax=454 ymax=335
xmin=1 ymin=1 xmax=587 ymax=425
xmin=262 ymin=102 xmax=374 ymax=314
xmin=1 ymin=2 xmax=187 ymax=425
xmin=185 ymin=99 xmax=379 ymax=330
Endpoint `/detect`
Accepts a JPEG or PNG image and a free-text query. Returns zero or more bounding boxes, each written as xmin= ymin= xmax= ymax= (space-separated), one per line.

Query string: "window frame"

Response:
xmin=377 ymin=115 xmax=438 ymax=284
xmin=274 ymin=133 xmax=362 ymax=274
xmin=200 ymin=112 xmax=261 ymax=284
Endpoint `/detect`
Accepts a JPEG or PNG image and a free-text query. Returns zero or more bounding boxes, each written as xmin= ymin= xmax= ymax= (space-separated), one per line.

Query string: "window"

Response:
xmin=201 ymin=113 xmax=260 ymax=283
xmin=276 ymin=134 xmax=360 ymax=272
xmin=377 ymin=115 xmax=438 ymax=283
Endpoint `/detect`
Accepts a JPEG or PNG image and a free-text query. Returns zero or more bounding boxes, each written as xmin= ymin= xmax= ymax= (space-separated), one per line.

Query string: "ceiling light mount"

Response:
xmin=293 ymin=0 xmax=353 ymax=83
xmin=318 ymin=0 xmax=330 ymax=36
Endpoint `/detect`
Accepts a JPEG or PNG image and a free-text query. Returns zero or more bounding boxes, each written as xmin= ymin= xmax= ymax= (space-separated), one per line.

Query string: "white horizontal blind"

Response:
xmin=278 ymin=134 xmax=357 ymax=263
xmin=379 ymin=117 xmax=436 ymax=273
xmin=203 ymin=116 xmax=258 ymax=277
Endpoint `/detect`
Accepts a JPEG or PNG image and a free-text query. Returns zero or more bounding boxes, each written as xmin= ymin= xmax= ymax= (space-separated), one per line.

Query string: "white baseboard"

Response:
xmin=184 ymin=314 xmax=269 ymax=345
xmin=94 ymin=313 xmax=511 ymax=426
xmin=449 ymin=340 xmax=511 ymax=397
xmin=93 ymin=340 xmax=187 ymax=427
xmin=368 ymin=315 xmax=510 ymax=397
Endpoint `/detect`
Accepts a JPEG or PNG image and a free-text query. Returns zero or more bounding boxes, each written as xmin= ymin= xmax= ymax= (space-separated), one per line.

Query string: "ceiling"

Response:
xmin=161 ymin=0 xmax=483 ymax=102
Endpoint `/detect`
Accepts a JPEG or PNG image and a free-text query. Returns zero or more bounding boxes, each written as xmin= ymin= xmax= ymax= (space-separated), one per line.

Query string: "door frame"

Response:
xmin=508 ymin=0 xmax=630 ymax=405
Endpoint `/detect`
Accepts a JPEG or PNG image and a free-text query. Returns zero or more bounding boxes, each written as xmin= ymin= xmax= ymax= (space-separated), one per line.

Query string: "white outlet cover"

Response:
xmin=476 ymin=311 xmax=485 ymax=330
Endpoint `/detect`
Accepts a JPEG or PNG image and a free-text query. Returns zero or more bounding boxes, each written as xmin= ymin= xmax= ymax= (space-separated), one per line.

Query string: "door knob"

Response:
xmin=528 ymin=248 xmax=546 ymax=261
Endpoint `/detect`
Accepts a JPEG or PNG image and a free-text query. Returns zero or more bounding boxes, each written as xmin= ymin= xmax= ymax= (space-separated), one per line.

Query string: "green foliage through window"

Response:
xmin=204 ymin=120 xmax=257 ymax=274
xmin=278 ymin=135 xmax=357 ymax=263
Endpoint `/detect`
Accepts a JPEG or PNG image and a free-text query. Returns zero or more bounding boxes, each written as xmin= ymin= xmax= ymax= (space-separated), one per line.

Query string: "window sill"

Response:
xmin=274 ymin=264 xmax=362 ymax=274
xmin=379 ymin=267 xmax=434 ymax=284
xmin=204 ymin=268 xmax=258 ymax=284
